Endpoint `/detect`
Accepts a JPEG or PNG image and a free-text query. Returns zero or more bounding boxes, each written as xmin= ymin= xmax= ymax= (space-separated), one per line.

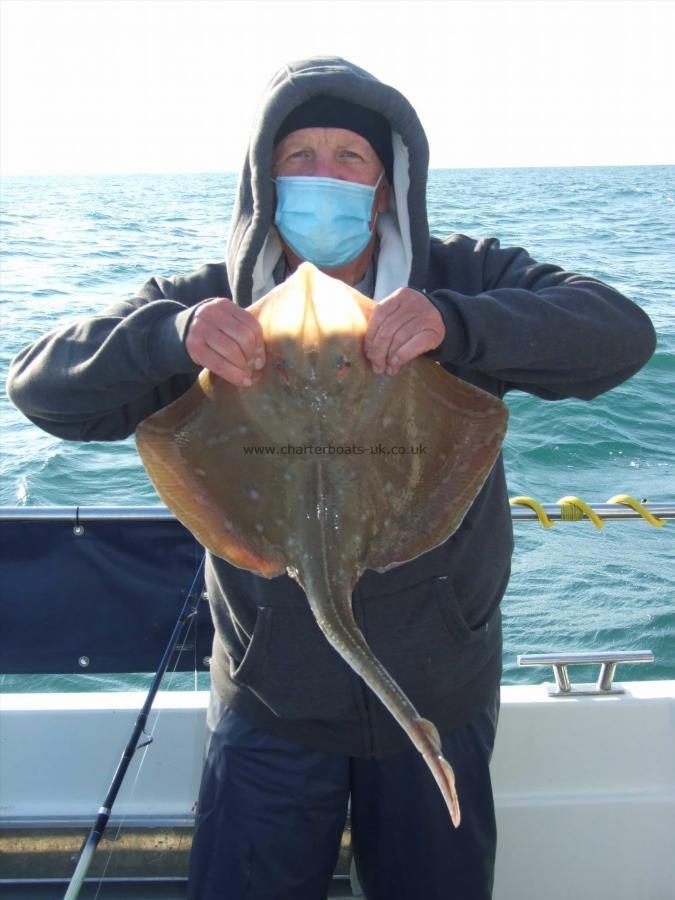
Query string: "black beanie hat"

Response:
xmin=274 ymin=96 xmax=394 ymax=184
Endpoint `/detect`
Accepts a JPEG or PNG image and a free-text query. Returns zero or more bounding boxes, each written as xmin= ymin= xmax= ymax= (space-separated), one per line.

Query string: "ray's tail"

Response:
xmin=307 ymin=589 xmax=461 ymax=827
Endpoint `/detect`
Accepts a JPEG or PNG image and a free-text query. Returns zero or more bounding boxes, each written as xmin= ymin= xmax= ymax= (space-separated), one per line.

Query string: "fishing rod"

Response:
xmin=63 ymin=555 xmax=206 ymax=900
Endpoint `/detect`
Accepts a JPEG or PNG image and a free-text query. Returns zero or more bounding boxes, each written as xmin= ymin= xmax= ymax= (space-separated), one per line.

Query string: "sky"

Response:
xmin=1 ymin=0 xmax=674 ymax=176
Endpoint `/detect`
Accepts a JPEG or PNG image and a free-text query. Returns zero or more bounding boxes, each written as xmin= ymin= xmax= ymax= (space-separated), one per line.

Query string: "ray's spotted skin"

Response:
xmin=135 ymin=263 xmax=508 ymax=826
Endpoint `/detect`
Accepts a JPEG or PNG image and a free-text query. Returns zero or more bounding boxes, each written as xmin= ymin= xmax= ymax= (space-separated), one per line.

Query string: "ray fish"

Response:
xmin=136 ymin=263 xmax=509 ymax=827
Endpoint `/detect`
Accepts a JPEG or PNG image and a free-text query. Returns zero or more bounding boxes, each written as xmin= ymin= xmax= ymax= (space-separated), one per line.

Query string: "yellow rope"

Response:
xmin=509 ymin=496 xmax=554 ymax=528
xmin=557 ymin=496 xmax=604 ymax=528
xmin=509 ymin=493 xmax=666 ymax=528
xmin=607 ymin=494 xmax=665 ymax=527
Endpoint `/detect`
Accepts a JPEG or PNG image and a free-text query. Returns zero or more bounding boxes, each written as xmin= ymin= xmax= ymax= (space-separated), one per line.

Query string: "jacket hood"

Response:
xmin=226 ymin=56 xmax=430 ymax=307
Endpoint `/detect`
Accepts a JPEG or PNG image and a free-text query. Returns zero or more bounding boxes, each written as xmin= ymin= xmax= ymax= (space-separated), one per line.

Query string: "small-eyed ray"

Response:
xmin=136 ymin=262 xmax=508 ymax=826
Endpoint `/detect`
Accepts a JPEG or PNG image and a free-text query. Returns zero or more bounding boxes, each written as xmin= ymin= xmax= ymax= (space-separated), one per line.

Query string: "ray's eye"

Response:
xmin=275 ymin=359 xmax=290 ymax=384
xmin=336 ymin=356 xmax=351 ymax=382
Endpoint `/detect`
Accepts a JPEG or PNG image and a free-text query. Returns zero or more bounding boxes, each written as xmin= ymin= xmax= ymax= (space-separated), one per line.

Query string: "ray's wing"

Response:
xmin=311 ymin=275 xmax=508 ymax=575
xmin=136 ymin=369 xmax=292 ymax=577
xmin=351 ymin=357 xmax=508 ymax=573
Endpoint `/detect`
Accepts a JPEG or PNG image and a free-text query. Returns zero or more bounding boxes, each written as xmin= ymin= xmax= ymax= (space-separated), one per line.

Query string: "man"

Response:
xmin=7 ymin=57 xmax=655 ymax=900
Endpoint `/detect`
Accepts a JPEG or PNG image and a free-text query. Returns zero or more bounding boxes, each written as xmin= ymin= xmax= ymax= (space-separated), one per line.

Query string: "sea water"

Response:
xmin=1 ymin=166 xmax=673 ymax=687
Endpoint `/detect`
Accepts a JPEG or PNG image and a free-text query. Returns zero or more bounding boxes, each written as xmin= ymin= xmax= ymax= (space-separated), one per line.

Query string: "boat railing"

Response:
xmin=1 ymin=497 xmax=673 ymax=523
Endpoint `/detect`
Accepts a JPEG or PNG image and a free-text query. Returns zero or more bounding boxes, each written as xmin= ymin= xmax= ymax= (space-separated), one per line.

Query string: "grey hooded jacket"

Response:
xmin=7 ymin=57 xmax=656 ymax=757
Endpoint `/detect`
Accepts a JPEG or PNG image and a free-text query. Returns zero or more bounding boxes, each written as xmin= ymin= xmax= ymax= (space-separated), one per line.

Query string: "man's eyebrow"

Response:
xmin=334 ymin=136 xmax=375 ymax=155
xmin=275 ymin=138 xmax=314 ymax=155
xmin=272 ymin=142 xmax=310 ymax=163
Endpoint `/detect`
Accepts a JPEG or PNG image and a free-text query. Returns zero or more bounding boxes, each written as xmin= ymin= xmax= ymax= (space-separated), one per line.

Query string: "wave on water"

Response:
xmin=29 ymin=287 xmax=71 ymax=297
xmin=5 ymin=438 xmax=157 ymax=508
xmin=85 ymin=210 xmax=117 ymax=221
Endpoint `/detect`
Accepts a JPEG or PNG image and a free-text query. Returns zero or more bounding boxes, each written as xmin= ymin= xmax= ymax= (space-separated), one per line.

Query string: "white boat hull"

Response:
xmin=1 ymin=682 xmax=673 ymax=898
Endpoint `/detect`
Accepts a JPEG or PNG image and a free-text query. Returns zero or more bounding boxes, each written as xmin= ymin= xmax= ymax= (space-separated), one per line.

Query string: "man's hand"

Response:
xmin=364 ymin=288 xmax=446 ymax=375
xmin=185 ymin=298 xmax=266 ymax=387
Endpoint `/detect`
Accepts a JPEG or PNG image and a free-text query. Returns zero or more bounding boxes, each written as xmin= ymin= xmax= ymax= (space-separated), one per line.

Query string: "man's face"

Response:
xmin=272 ymin=127 xmax=390 ymax=223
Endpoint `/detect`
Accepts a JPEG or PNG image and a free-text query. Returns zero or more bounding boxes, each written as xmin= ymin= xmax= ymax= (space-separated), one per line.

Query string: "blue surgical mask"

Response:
xmin=274 ymin=173 xmax=383 ymax=269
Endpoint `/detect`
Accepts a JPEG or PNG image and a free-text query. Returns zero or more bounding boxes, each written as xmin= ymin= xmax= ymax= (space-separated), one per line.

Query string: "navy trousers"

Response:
xmin=188 ymin=691 xmax=499 ymax=900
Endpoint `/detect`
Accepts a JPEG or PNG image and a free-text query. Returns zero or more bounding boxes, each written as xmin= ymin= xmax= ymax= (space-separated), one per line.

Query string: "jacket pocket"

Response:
xmin=362 ymin=574 xmax=497 ymax=702
xmin=230 ymin=605 xmax=272 ymax=686
xmin=230 ymin=605 xmax=358 ymax=722
xmin=433 ymin=574 xmax=491 ymax=644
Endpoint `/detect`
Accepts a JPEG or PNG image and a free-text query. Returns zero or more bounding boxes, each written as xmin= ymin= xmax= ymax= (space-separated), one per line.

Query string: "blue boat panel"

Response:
xmin=1 ymin=516 xmax=214 ymax=674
